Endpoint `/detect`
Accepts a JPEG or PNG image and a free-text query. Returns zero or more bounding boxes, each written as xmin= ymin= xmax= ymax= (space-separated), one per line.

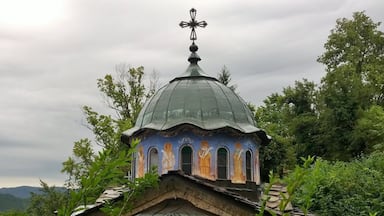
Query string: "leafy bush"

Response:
xmin=292 ymin=152 xmax=384 ymax=216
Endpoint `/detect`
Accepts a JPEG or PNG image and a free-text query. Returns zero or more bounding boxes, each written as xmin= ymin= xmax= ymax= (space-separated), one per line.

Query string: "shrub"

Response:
xmin=292 ymin=152 xmax=384 ymax=216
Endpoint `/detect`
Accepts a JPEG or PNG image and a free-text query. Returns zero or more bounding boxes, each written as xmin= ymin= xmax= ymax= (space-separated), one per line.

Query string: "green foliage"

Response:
xmin=58 ymin=140 xmax=158 ymax=216
xmin=316 ymin=11 xmax=384 ymax=160
xmin=257 ymin=171 xmax=279 ymax=216
xmin=217 ymin=65 xmax=237 ymax=91
xmin=317 ymin=11 xmax=384 ymax=105
xmin=260 ymin=154 xmax=384 ymax=215
xmin=61 ymin=66 xmax=148 ymax=189
xmin=26 ymin=181 xmax=68 ymax=216
xmin=256 ymin=11 xmax=384 ymax=174
xmin=317 ymin=65 xmax=369 ymax=160
xmin=256 ymin=80 xmax=317 ymax=180
xmin=82 ymin=106 xmax=131 ymax=153
xmin=256 ymin=93 xmax=291 ymax=180
xmin=258 ymin=156 xmax=315 ymax=216
xmin=283 ymin=156 xmax=315 ymax=215
xmin=58 ymin=147 xmax=135 ymax=216
xmin=283 ymin=80 xmax=319 ymax=160
xmin=100 ymin=170 xmax=159 ymax=216
xmin=61 ymin=139 xmax=94 ymax=188
xmin=292 ymin=152 xmax=384 ymax=216
xmin=0 ymin=194 xmax=28 ymax=213
xmin=57 ymin=65 xmax=158 ymax=215
xmin=97 ymin=64 xmax=146 ymax=123
xmin=353 ymin=105 xmax=384 ymax=152
xmin=0 ymin=210 xmax=28 ymax=216
xmin=254 ymin=11 xmax=384 ymax=216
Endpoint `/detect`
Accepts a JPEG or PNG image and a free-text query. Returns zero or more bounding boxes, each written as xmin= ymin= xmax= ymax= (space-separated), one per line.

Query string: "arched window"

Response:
xmin=246 ymin=150 xmax=252 ymax=181
xmin=181 ymin=146 xmax=193 ymax=175
xmin=217 ymin=148 xmax=228 ymax=179
xmin=149 ymin=148 xmax=159 ymax=172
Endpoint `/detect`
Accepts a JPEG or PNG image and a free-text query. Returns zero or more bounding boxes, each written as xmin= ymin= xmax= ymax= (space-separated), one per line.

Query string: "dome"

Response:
xmin=122 ymin=62 xmax=270 ymax=145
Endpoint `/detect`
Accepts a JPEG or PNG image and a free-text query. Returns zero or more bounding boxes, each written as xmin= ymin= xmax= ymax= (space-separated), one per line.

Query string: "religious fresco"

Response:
xmin=232 ymin=143 xmax=245 ymax=183
xmin=135 ymin=131 xmax=260 ymax=184
xmin=254 ymin=149 xmax=260 ymax=184
xmin=198 ymin=141 xmax=213 ymax=179
xmin=161 ymin=142 xmax=175 ymax=174
xmin=137 ymin=145 xmax=145 ymax=178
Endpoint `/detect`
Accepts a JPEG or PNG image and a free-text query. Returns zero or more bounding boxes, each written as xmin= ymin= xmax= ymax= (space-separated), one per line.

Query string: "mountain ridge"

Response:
xmin=0 ymin=185 xmax=66 ymax=212
xmin=0 ymin=193 xmax=29 ymax=212
xmin=0 ymin=186 xmax=43 ymax=199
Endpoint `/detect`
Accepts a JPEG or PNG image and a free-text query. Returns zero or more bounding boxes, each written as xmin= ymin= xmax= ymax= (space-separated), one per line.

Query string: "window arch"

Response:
xmin=148 ymin=147 xmax=159 ymax=173
xmin=217 ymin=147 xmax=228 ymax=179
xmin=181 ymin=146 xmax=193 ymax=175
xmin=246 ymin=150 xmax=253 ymax=181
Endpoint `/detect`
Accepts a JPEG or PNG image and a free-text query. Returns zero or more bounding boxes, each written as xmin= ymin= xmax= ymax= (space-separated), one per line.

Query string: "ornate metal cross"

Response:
xmin=179 ymin=8 xmax=207 ymax=42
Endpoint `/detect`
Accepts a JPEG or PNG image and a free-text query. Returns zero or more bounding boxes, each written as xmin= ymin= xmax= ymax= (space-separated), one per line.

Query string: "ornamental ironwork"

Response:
xmin=179 ymin=8 xmax=207 ymax=42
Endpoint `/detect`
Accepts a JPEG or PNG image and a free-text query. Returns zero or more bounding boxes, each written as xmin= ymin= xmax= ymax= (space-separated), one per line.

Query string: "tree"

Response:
xmin=26 ymin=181 xmax=68 ymax=216
xmin=255 ymin=79 xmax=319 ymax=180
xmin=318 ymin=11 xmax=384 ymax=106
xmin=255 ymin=92 xmax=295 ymax=180
xmin=58 ymin=147 xmax=141 ymax=215
xmin=317 ymin=11 xmax=384 ymax=160
xmin=283 ymin=79 xmax=320 ymax=159
xmin=57 ymin=65 xmax=157 ymax=214
xmin=353 ymin=105 xmax=384 ymax=153
xmin=217 ymin=65 xmax=237 ymax=91
xmin=61 ymin=65 xmax=149 ymax=188
xmin=97 ymin=64 xmax=147 ymax=124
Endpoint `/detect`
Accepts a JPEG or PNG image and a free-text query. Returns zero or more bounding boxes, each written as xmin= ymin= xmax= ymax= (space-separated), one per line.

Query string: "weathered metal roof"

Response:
xmin=123 ymin=62 xmax=270 ymax=144
xmin=71 ymin=171 xmax=309 ymax=216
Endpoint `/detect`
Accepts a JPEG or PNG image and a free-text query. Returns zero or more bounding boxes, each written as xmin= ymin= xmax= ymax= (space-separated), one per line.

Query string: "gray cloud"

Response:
xmin=0 ymin=0 xmax=383 ymax=187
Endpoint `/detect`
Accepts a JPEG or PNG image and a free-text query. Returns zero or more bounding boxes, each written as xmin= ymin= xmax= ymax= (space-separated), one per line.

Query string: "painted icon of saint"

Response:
xmin=232 ymin=142 xmax=245 ymax=183
xmin=162 ymin=142 xmax=175 ymax=174
xmin=198 ymin=141 xmax=212 ymax=179
xmin=137 ymin=145 xmax=145 ymax=178
xmin=255 ymin=148 xmax=260 ymax=184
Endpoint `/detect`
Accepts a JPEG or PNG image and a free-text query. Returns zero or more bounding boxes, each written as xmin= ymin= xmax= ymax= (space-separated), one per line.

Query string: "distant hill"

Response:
xmin=0 ymin=193 xmax=29 ymax=212
xmin=0 ymin=186 xmax=42 ymax=199
xmin=0 ymin=186 xmax=66 ymax=212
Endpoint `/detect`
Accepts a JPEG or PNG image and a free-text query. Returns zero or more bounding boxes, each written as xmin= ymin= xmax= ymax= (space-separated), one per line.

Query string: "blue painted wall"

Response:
xmin=134 ymin=131 xmax=261 ymax=184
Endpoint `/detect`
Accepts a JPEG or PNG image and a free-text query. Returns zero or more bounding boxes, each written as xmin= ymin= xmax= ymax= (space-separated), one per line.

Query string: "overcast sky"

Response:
xmin=1 ymin=0 xmax=383 ymax=187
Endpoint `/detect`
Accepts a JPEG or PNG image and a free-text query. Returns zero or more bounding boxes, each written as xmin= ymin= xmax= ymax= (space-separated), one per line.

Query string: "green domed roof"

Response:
xmin=123 ymin=62 xmax=270 ymax=145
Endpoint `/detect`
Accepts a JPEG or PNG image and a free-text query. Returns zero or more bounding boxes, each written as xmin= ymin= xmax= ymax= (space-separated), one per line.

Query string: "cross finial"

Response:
xmin=179 ymin=8 xmax=207 ymax=42
xmin=179 ymin=8 xmax=207 ymax=64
